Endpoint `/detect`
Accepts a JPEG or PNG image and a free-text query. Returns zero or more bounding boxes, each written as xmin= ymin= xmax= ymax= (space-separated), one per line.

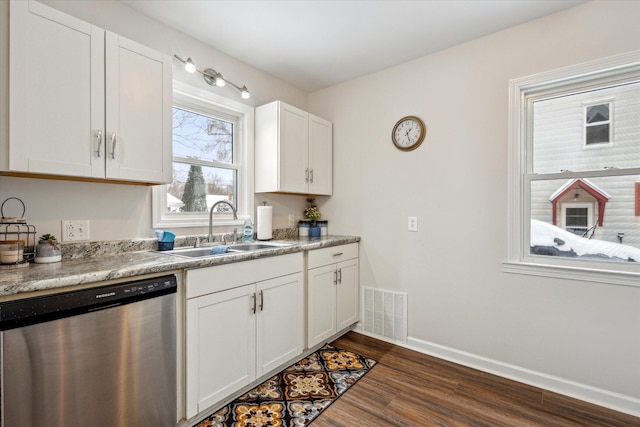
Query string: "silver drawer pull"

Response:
xmin=332 ymin=252 xmax=343 ymax=257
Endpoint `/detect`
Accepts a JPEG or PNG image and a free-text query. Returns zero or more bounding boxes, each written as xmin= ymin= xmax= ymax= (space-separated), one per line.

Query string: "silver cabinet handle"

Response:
xmin=305 ymin=168 xmax=309 ymax=182
xmin=259 ymin=290 xmax=264 ymax=311
xmin=110 ymin=132 xmax=117 ymax=159
xmin=332 ymin=252 xmax=343 ymax=257
xmin=251 ymin=293 xmax=256 ymax=314
xmin=338 ymin=268 xmax=342 ymax=284
xmin=333 ymin=270 xmax=338 ymax=285
xmin=310 ymin=168 xmax=314 ymax=183
xmin=95 ymin=130 xmax=103 ymax=157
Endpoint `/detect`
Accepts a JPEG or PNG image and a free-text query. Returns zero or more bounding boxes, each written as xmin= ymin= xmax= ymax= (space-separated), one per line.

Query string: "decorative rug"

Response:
xmin=195 ymin=343 xmax=377 ymax=427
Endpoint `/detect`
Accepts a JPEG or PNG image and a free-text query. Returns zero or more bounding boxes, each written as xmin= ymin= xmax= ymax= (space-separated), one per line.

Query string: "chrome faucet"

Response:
xmin=208 ymin=200 xmax=238 ymax=243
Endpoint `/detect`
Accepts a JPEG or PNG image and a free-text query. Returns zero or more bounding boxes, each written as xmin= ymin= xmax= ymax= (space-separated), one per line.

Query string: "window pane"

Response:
xmin=530 ymin=175 xmax=640 ymax=262
xmin=167 ymin=162 xmax=237 ymax=213
xmin=173 ymin=107 xmax=233 ymax=164
xmin=585 ymin=124 xmax=610 ymax=145
xmin=565 ymin=208 xmax=588 ymax=227
xmin=586 ymin=104 xmax=609 ymax=123
xmin=532 ymin=80 xmax=640 ymax=174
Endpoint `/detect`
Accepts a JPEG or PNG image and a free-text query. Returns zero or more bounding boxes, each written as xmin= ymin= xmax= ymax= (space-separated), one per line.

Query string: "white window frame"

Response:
xmin=505 ymin=51 xmax=640 ymax=287
xmin=152 ymin=81 xmax=254 ymax=228
xmin=560 ymin=202 xmax=594 ymax=235
xmin=583 ymin=100 xmax=613 ymax=148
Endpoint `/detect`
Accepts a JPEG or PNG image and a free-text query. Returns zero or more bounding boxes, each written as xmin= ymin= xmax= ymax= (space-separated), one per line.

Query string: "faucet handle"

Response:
xmin=194 ymin=237 xmax=200 ymax=248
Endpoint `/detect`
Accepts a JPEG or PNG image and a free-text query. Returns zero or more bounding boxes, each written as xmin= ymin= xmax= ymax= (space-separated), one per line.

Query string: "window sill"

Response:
xmin=502 ymin=261 xmax=640 ymax=288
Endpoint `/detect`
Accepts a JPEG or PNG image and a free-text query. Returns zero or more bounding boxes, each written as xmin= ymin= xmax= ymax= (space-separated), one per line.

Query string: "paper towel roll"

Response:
xmin=256 ymin=206 xmax=273 ymax=240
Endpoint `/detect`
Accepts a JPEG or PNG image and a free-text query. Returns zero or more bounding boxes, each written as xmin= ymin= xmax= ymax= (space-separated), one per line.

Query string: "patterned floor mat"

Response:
xmin=195 ymin=343 xmax=377 ymax=427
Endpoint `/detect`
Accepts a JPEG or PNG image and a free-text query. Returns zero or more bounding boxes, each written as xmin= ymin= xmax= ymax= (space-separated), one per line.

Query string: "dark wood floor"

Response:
xmin=315 ymin=332 xmax=640 ymax=427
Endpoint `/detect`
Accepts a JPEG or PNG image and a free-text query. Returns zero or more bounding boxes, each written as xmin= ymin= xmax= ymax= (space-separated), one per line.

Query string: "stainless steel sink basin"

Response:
xmin=160 ymin=246 xmax=242 ymax=258
xmin=160 ymin=241 xmax=292 ymax=258
xmin=228 ymin=242 xmax=292 ymax=251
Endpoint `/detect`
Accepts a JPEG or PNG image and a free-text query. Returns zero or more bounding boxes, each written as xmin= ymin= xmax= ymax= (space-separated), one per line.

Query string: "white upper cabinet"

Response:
xmin=5 ymin=0 xmax=172 ymax=184
xmin=255 ymin=100 xmax=332 ymax=195
xmin=308 ymin=113 xmax=333 ymax=195
xmin=104 ymin=33 xmax=172 ymax=183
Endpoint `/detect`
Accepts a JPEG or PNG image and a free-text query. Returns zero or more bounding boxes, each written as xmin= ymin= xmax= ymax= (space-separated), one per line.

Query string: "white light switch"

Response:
xmin=408 ymin=216 xmax=418 ymax=232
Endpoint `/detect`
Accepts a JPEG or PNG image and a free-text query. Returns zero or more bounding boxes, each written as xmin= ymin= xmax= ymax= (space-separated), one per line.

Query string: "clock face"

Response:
xmin=392 ymin=116 xmax=426 ymax=151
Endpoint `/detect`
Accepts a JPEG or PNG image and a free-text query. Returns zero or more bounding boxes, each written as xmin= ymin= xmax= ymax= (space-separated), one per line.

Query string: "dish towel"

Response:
xmin=210 ymin=245 xmax=229 ymax=255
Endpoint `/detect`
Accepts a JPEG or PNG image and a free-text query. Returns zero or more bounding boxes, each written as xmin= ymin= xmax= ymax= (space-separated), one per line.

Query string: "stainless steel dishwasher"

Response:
xmin=0 ymin=274 xmax=177 ymax=427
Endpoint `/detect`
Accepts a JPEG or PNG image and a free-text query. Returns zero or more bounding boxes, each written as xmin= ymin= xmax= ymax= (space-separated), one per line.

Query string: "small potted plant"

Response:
xmin=35 ymin=233 xmax=62 ymax=263
xmin=304 ymin=198 xmax=322 ymax=237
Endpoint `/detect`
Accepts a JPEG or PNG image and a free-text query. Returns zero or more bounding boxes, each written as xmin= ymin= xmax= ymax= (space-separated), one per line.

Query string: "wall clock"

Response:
xmin=392 ymin=116 xmax=426 ymax=151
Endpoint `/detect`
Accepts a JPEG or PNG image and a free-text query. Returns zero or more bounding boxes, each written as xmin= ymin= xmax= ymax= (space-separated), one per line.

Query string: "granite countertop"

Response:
xmin=0 ymin=236 xmax=360 ymax=300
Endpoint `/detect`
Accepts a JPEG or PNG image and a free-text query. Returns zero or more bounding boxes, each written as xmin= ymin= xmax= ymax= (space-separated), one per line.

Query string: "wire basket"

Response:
xmin=0 ymin=197 xmax=36 ymax=264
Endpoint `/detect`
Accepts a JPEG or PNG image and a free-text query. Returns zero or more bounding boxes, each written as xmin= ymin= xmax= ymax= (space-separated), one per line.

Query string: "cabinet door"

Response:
xmin=308 ymin=114 xmax=333 ymax=195
xmin=336 ymin=258 xmax=360 ymax=330
xmin=256 ymin=272 xmax=304 ymax=376
xmin=307 ymin=264 xmax=337 ymax=348
xmin=8 ymin=0 xmax=105 ymax=178
xmin=186 ymin=285 xmax=256 ymax=418
xmin=105 ymin=33 xmax=172 ymax=183
xmin=278 ymin=103 xmax=309 ymax=193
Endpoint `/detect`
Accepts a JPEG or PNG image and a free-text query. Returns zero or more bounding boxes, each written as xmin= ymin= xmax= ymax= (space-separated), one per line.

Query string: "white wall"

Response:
xmin=0 ymin=0 xmax=310 ymax=239
xmin=310 ymin=0 xmax=640 ymax=413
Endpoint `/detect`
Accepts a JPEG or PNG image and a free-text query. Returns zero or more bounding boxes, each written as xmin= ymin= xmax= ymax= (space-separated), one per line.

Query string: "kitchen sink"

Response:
xmin=160 ymin=241 xmax=292 ymax=258
xmin=228 ymin=242 xmax=292 ymax=251
xmin=159 ymin=246 xmax=242 ymax=258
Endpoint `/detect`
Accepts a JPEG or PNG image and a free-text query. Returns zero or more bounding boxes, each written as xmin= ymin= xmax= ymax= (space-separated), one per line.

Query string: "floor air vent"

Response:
xmin=362 ymin=287 xmax=407 ymax=343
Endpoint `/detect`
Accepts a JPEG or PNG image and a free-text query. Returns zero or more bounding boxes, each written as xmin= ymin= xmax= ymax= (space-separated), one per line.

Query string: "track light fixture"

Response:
xmin=174 ymin=55 xmax=250 ymax=99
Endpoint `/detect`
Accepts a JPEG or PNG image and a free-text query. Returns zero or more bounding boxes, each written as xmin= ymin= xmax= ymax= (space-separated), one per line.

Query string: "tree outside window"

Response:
xmin=169 ymin=107 xmax=238 ymax=214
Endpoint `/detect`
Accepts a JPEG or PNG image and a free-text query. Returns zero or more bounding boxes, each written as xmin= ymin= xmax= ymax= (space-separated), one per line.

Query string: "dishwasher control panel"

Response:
xmin=0 ymin=274 xmax=177 ymax=331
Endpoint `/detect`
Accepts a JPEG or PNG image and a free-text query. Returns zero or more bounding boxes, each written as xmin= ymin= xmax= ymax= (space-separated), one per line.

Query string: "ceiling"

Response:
xmin=121 ymin=0 xmax=586 ymax=92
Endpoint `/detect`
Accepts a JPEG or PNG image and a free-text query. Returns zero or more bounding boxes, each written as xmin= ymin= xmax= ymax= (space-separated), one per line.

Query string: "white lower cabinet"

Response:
xmin=185 ymin=253 xmax=303 ymax=419
xmin=307 ymin=243 xmax=359 ymax=348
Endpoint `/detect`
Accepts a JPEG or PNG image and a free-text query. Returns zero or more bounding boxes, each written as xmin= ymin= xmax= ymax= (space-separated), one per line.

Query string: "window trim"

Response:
xmin=152 ymin=81 xmax=254 ymax=229
xmin=505 ymin=50 xmax=640 ymax=287
xmin=583 ymin=100 xmax=613 ymax=148
xmin=560 ymin=202 xmax=593 ymax=234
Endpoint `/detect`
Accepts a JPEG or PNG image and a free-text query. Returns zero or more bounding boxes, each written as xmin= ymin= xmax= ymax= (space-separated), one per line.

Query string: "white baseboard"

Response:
xmin=406 ymin=336 xmax=640 ymax=418
xmin=352 ymin=326 xmax=640 ymax=418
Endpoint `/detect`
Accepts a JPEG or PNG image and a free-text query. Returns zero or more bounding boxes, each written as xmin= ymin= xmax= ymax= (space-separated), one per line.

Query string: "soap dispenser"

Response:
xmin=243 ymin=218 xmax=254 ymax=241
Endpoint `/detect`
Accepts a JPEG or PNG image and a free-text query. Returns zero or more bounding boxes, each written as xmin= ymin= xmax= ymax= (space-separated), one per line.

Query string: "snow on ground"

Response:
xmin=531 ymin=219 xmax=640 ymax=262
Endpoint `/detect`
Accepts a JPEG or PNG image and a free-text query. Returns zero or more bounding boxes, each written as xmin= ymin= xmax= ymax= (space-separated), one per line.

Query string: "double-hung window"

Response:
xmin=585 ymin=102 xmax=612 ymax=146
xmin=506 ymin=51 xmax=640 ymax=285
xmin=153 ymin=81 xmax=254 ymax=228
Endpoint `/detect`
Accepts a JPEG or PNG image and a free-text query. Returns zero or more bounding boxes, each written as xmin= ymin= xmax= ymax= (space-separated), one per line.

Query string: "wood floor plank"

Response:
xmin=323 ymin=332 xmax=640 ymax=426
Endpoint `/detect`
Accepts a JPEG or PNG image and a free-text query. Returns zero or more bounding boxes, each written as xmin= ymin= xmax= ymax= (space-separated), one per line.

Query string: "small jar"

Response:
xmin=318 ymin=220 xmax=328 ymax=237
xmin=35 ymin=239 xmax=62 ymax=263
xmin=0 ymin=240 xmax=24 ymax=264
xmin=298 ymin=220 xmax=310 ymax=237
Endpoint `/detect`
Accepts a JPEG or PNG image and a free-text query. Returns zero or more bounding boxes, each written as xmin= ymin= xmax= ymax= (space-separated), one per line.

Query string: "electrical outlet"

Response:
xmin=62 ymin=220 xmax=90 ymax=242
xmin=408 ymin=216 xmax=418 ymax=232
xmin=288 ymin=213 xmax=295 ymax=227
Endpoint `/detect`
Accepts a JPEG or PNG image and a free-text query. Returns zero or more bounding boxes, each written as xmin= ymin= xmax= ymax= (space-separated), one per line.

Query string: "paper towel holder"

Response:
xmin=256 ymin=202 xmax=273 ymax=241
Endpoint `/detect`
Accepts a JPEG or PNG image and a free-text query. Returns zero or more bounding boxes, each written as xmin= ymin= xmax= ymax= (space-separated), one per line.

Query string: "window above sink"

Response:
xmin=152 ymin=81 xmax=255 ymax=229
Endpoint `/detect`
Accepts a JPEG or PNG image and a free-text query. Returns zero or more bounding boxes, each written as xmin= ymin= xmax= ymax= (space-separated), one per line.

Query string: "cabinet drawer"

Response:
xmin=308 ymin=243 xmax=358 ymax=269
xmin=186 ymin=252 xmax=303 ymax=299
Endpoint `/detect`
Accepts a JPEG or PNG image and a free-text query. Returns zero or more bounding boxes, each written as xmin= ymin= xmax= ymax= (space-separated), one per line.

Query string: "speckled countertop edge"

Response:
xmin=0 ymin=235 xmax=360 ymax=299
